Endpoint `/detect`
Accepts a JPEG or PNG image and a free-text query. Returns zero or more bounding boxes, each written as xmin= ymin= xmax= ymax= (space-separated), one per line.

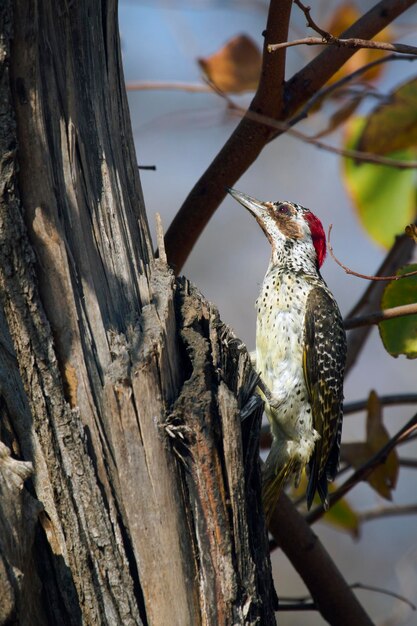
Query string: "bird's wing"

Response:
xmin=303 ymin=284 xmax=346 ymax=509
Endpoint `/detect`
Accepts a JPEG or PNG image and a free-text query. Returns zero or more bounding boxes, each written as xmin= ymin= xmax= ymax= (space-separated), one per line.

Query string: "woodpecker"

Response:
xmin=228 ymin=188 xmax=346 ymax=521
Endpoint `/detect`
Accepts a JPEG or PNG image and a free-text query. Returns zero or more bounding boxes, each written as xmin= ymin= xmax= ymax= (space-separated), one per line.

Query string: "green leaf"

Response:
xmin=342 ymin=117 xmax=417 ymax=248
xmin=358 ymin=77 xmax=417 ymax=155
xmin=379 ymin=264 xmax=417 ymax=358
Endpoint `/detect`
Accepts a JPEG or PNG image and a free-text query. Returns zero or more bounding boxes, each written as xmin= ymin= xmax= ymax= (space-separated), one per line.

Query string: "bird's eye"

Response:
xmin=276 ymin=203 xmax=291 ymax=215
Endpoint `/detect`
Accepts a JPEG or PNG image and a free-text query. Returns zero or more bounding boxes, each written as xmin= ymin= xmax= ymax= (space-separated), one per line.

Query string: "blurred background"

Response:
xmin=120 ymin=1 xmax=417 ymax=623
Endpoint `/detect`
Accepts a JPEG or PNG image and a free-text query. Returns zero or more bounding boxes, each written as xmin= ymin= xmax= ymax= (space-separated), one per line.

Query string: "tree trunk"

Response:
xmin=0 ymin=1 xmax=276 ymax=624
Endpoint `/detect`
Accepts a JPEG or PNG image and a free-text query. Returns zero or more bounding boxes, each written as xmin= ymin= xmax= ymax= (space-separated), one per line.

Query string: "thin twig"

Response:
xmin=290 ymin=54 xmax=417 ymax=126
xmin=269 ymin=36 xmax=417 ymax=55
xmin=280 ymin=582 xmax=416 ymax=611
xmin=128 ymin=56 xmax=417 ymax=132
xmin=344 ymin=394 xmax=417 ymax=415
xmin=352 ymin=583 xmax=416 ymax=611
xmin=398 ymin=422 xmax=417 ymax=442
xmin=328 ymin=224 xmax=417 ymax=280
xmin=344 ymin=303 xmax=417 ymax=329
xmin=286 ymin=125 xmax=417 ymax=168
xmin=294 ymin=0 xmax=331 ymax=39
xmin=345 ymin=231 xmax=415 ymax=374
xmin=306 ymin=412 xmax=417 ymax=525
xmin=400 ymin=457 xmax=417 ymax=468
xmin=126 ymin=81 xmax=213 ymax=93
xmin=359 ymin=504 xmax=417 ymax=524
xmin=277 ymin=602 xmax=317 ymax=611
xmin=227 ymin=103 xmax=417 ymax=169
xmin=280 ymin=593 xmax=318 ymax=604
xmin=164 ymin=0 xmax=417 ymax=272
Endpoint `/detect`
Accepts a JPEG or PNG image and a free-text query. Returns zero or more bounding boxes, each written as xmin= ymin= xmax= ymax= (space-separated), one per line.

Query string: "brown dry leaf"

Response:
xmin=341 ymin=391 xmax=399 ymax=499
xmin=324 ymin=2 xmax=392 ymax=86
xmin=198 ymin=34 xmax=261 ymax=93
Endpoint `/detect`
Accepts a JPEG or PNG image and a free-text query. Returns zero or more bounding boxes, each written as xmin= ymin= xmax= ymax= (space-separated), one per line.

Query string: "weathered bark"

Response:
xmin=0 ymin=1 xmax=276 ymax=624
xmin=171 ymin=278 xmax=278 ymax=624
xmin=0 ymin=442 xmax=44 ymax=625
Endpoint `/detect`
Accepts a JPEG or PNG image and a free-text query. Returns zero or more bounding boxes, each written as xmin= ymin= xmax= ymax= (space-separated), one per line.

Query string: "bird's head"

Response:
xmin=228 ymin=187 xmax=326 ymax=270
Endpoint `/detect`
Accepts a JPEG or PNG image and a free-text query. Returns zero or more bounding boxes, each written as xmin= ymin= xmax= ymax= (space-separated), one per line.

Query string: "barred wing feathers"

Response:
xmin=303 ymin=285 xmax=347 ymax=510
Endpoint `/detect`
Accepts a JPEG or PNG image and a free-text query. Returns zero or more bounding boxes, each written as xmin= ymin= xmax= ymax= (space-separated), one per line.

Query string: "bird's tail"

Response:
xmin=262 ymin=441 xmax=296 ymax=523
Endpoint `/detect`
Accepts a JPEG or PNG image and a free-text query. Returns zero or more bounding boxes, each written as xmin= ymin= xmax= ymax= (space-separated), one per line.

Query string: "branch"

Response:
xmin=276 ymin=602 xmax=317 ymax=611
xmin=126 ymin=81 xmax=213 ymax=93
xmin=345 ymin=230 xmax=415 ymax=374
xmin=284 ymin=0 xmax=417 ymax=55
xmin=344 ymin=303 xmax=417 ymax=329
xmin=282 ymin=0 xmax=417 ymax=122
xmin=128 ymin=55 xmax=417 ymax=115
xmin=164 ymin=0 xmax=293 ymax=272
xmin=164 ymin=0 xmax=417 ymax=272
xmin=269 ymin=37 xmax=417 ymax=55
xmin=246 ymin=107 xmax=417 ymax=168
xmin=359 ymin=504 xmax=417 ymax=523
xmin=279 ymin=581 xmax=416 ymax=612
xmin=286 ymin=126 xmax=417 ymax=169
xmin=345 ymin=394 xmax=417 ymax=415
xmin=328 ymin=225 xmax=417 ymax=280
xmin=306 ymin=412 xmax=417 ymax=525
xmin=352 ymin=583 xmax=416 ymax=612
xmin=212 ymin=91 xmax=417 ymax=167
xmin=294 ymin=0 xmax=331 ymax=39
xmin=219 ymin=97 xmax=417 ymax=168
xmin=291 ymin=53 xmax=417 ymax=126
xmin=400 ymin=457 xmax=417 ymax=468
xmin=268 ymin=493 xmax=374 ymax=626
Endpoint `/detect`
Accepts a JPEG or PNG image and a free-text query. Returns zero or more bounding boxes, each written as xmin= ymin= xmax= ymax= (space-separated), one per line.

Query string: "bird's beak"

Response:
xmin=227 ymin=188 xmax=267 ymax=220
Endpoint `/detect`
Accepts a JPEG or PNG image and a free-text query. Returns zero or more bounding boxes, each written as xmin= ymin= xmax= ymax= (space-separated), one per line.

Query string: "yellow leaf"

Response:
xmin=197 ymin=34 xmax=261 ymax=93
xmin=322 ymin=490 xmax=360 ymax=538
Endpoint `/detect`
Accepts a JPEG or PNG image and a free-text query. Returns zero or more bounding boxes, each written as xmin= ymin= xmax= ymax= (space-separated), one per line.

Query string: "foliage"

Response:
xmin=198 ymin=34 xmax=262 ymax=93
xmin=342 ymin=117 xmax=417 ymax=248
xmin=358 ymin=76 xmax=417 ymax=154
xmin=342 ymin=391 xmax=399 ymax=499
xmin=380 ymin=264 xmax=417 ymax=358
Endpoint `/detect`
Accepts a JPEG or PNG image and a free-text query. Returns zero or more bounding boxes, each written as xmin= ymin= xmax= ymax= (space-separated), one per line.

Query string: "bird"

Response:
xmin=228 ymin=188 xmax=347 ymax=521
